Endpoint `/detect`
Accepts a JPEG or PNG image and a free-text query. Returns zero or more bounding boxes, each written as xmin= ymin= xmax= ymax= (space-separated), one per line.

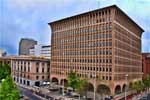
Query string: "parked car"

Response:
xmin=20 ymin=94 xmax=24 ymax=98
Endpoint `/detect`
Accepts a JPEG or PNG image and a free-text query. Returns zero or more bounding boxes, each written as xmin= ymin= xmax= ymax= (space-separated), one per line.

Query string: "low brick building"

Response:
xmin=1 ymin=55 xmax=50 ymax=86
xmin=0 ymin=56 xmax=11 ymax=65
xmin=142 ymin=53 xmax=150 ymax=78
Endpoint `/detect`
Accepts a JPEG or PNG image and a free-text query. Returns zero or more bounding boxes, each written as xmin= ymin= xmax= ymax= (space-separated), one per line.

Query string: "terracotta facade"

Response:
xmin=49 ymin=5 xmax=144 ymax=95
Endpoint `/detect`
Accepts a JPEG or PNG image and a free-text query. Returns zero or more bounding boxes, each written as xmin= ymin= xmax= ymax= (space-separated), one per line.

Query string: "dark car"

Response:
xmin=20 ymin=94 xmax=24 ymax=98
xmin=105 ymin=97 xmax=111 ymax=100
xmin=19 ymin=92 xmax=24 ymax=98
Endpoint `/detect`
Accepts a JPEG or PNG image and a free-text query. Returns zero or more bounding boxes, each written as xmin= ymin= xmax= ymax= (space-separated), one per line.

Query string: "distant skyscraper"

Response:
xmin=19 ymin=38 xmax=37 ymax=55
xmin=29 ymin=44 xmax=51 ymax=59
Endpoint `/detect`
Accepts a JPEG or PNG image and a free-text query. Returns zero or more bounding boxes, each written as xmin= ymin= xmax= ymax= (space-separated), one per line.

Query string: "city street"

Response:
xmin=18 ymin=85 xmax=55 ymax=100
xmin=18 ymin=86 xmax=43 ymax=100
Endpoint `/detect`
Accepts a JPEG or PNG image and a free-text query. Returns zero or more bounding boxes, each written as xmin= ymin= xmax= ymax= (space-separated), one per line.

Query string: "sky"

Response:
xmin=0 ymin=0 xmax=150 ymax=55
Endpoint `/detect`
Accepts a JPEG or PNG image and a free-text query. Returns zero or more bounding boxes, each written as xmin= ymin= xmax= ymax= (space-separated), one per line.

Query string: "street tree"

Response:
xmin=67 ymin=71 xmax=81 ymax=91
xmin=143 ymin=74 xmax=150 ymax=93
xmin=0 ymin=61 xmax=20 ymax=100
xmin=0 ymin=75 xmax=20 ymax=100
xmin=132 ymin=81 xmax=144 ymax=94
xmin=0 ymin=61 xmax=11 ymax=80
xmin=76 ymin=78 xmax=88 ymax=95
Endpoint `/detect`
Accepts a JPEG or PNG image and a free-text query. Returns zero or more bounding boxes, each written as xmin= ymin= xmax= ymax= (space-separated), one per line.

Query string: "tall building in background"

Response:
xmin=49 ymin=5 xmax=144 ymax=97
xmin=142 ymin=53 xmax=150 ymax=78
xmin=29 ymin=44 xmax=51 ymax=59
xmin=19 ymin=38 xmax=37 ymax=55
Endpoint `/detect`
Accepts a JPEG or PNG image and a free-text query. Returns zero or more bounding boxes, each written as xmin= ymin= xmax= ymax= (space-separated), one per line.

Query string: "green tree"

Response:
xmin=143 ymin=74 xmax=150 ymax=93
xmin=0 ymin=61 xmax=11 ymax=80
xmin=76 ymin=78 xmax=88 ymax=94
xmin=0 ymin=76 xmax=20 ymax=100
xmin=67 ymin=71 xmax=89 ymax=97
xmin=0 ymin=61 xmax=20 ymax=100
xmin=67 ymin=71 xmax=81 ymax=91
xmin=132 ymin=81 xmax=144 ymax=93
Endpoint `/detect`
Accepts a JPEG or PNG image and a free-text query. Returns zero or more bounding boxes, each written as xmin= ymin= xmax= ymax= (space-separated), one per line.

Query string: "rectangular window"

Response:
xmin=42 ymin=68 xmax=44 ymax=73
xmin=47 ymin=75 xmax=50 ymax=79
xmin=36 ymin=62 xmax=39 ymax=66
xmin=109 ymin=42 xmax=112 ymax=46
xmin=24 ymin=66 xmax=26 ymax=72
xmin=28 ymin=67 xmax=30 ymax=72
xmin=36 ymin=67 xmax=39 ymax=73
xmin=36 ymin=76 xmax=39 ymax=80
xmin=110 ymin=68 xmax=112 ymax=72
xmin=42 ymin=76 xmax=44 ymax=79
xmin=47 ymin=67 xmax=50 ymax=73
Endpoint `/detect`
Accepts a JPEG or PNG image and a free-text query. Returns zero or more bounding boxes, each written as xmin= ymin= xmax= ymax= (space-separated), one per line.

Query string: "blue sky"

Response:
xmin=0 ymin=0 xmax=150 ymax=55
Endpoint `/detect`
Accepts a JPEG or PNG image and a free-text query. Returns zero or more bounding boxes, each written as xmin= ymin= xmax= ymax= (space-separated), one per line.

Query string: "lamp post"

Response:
xmin=125 ymin=74 xmax=128 ymax=100
xmin=93 ymin=74 xmax=96 ymax=100
xmin=61 ymin=71 xmax=64 ymax=96
xmin=78 ymin=94 xmax=80 ymax=100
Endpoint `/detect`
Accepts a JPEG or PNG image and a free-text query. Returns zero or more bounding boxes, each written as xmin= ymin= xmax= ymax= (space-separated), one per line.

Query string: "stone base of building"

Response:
xmin=13 ymin=76 xmax=44 ymax=87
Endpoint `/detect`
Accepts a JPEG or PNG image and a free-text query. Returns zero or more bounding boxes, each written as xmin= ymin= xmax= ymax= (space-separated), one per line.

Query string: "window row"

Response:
xmin=12 ymin=66 xmax=31 ymax=72
xmin=36 ymin=67 xmax=50 ymax=73
xmin=13 ymin=61 xmax=30 ymax=65
xmin=54 ymin=33 xmax=112 ymax=45
xmin=53 ymin=24 xmax=112 ymax=38
xmin=52 ymin=9 xmax=112 ymax=31
xmin=52 ymin=65 xmax=112 ymax=72
xmin=13 ymin=73 xmax=30 ymax=79
xmin=36 ymin=75 xmax=50 ymax=80
xmin=53 ymin=49 xmax=112 ymax=56
xmin=36 ymin=62 xmax=50 ymax=67
xmin=115 ymin=57 xmax=141 ymax=66
xmin=54 ymin=41 xmax=112 ymax=49
xmin=52 ymin=58 xmax=112 ymax=63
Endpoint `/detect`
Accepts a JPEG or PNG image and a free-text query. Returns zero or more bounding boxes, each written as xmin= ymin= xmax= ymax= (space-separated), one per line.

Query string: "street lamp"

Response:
xmin=78 ymin=94 xmax=80 ymax=100
xmin=125 ymin=74 xmax=128 ymax=100
xmin=92 ymin=74 xmax=96 ymax=100
xmin=61 ymin=71 xmax=65 ymax=96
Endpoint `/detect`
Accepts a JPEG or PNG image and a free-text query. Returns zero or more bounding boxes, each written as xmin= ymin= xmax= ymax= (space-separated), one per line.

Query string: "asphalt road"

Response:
xmin=18 ymin=86 xmax=42 ymax=100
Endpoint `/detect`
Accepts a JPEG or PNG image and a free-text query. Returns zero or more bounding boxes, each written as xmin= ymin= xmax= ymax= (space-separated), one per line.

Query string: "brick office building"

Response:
xmin=142 ymin=53 xmax=150 ymax=78
xmin=49 ymin=5 xmax=144 ymax=96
